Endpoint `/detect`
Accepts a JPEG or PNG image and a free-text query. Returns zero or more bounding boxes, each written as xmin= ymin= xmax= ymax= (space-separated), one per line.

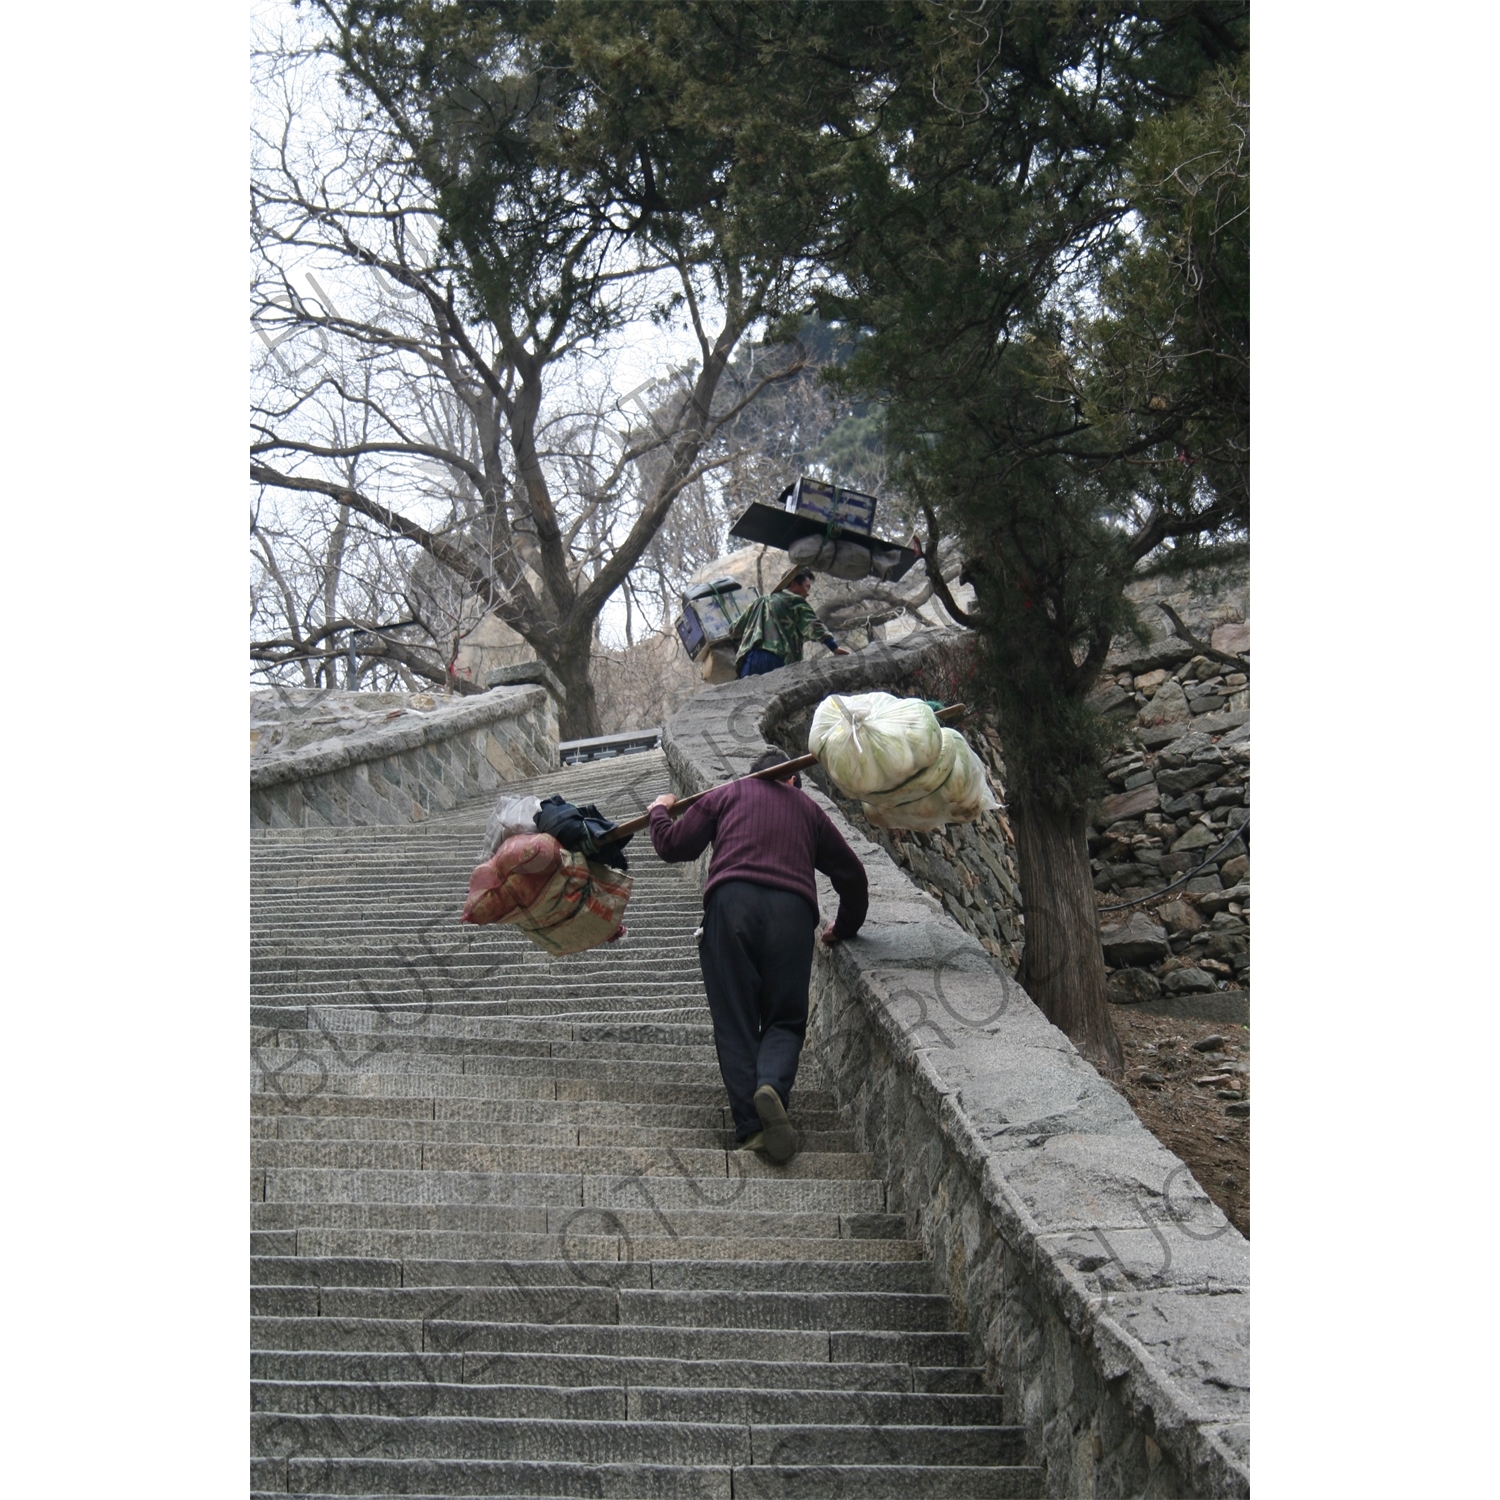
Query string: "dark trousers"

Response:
xmin=698 ymin=880 xmax=816 ymax=1140
xmin=737 ymin=648 xmax=785 ymax=678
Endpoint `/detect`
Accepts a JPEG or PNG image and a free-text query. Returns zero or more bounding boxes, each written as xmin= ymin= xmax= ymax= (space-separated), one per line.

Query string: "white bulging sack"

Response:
xmin=810 ymin=692 xmax=943 ymax=798
xmin=863 ymin=727 xmax=963 ymax=807
xmin=787 ymin=534 xmax=874 ymax=580
xmin=789 ymin=534 xmax=836 ymax=569
xmin=861 ymin=731 xmax=998 ymax=831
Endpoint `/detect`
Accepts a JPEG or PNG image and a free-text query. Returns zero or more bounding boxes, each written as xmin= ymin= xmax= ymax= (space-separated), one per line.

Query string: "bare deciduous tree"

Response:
xmin=250 ymin=14 xmax=808 ymax=734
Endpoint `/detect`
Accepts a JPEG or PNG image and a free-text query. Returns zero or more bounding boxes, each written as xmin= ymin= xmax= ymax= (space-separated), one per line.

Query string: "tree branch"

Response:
xmin=919 ymin=501 xmax=976 ymax=627
xmin=1158 ymin=602 xmax=1247 ymax=673
xmin=249 ymin=461 xmax=547 ymax=647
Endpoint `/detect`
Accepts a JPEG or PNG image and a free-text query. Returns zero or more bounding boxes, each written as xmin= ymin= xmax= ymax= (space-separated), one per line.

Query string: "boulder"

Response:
xmin=1171 ymin=823 xmax=1218 ymax=853
xmin=1137 ymin=723 xmax=1188 ymax=749
xmin=1099 ymin=912 xmax=1172 ymax=966
xmin=1108 ymin=968 xmax=1162 ymax=1004
xmin=1221 ymin=854 xmax=1249 ymax=883
xmin=1087 ymin=681 xmax=1135 ymax=716
xmin=1163 ymin=966 xmax=1218 ymax=995
xmin=1138 ymin=677 xmax=1190 ymax=726
xmin=1111 ymin=634 xmax=1197 ymax=675
xmin=1157 ymin=764 xmax=1217 ymax=797
xmin=1192 ymin=708 xmax=1249 ymax=735
xmin=1156 ymin=899 xmax=1204 ymax=935
xmin=1157 ymin=850 xmax=1201 ymax=878
xmin=1133 ymin=668 xmax=1168 ymax=696
xmin=1156 ymin=731 xmax=1215 ymax=768
xmin=1099 ymin=783 xmax=1160 ymax=823
xmin=1203 ymin=786 xmax=1244 ymax=809
xmin=1198 ymin=883 xmax=1250 ymax=915
xmin=1160 ymin=792 xmax=1204 ymax=817
xmin=1211 ymin=622 xmax=1250 ymax=656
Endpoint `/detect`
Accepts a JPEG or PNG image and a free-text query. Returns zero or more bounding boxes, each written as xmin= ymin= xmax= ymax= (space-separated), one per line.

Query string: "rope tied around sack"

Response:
xmin=830 ymin=694 xmax=866 ymax=753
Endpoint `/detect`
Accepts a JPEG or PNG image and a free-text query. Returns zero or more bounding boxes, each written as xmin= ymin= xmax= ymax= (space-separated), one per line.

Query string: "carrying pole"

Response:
xmin=600 ymin=701 xmax=968 ymax=844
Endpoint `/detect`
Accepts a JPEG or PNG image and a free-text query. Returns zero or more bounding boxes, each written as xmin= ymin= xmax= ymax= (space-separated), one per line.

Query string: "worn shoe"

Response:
xmin=753 ymin=1085 xmax=798 ymax=1164
xmin=736 ymin=1132 xmax=766 ymax=1151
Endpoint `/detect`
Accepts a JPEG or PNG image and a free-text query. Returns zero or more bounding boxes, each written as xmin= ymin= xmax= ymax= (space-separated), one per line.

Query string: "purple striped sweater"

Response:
xmin=647 ymin=776 xmax=869 ymax=938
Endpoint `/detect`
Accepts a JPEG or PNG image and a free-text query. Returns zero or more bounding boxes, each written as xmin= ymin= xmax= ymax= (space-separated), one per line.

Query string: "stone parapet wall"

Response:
xmin=249 ymin=684 xmax=557 ymax=829
xmin=776 ymin=681 xmax=1028 ymax=974
xmin=661 ymin=633 xmax=1249 ymax=1497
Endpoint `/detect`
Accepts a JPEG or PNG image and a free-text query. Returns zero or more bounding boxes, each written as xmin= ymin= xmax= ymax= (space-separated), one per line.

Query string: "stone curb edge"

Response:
xmin=249 ymin=685 xmax=547 ymax=791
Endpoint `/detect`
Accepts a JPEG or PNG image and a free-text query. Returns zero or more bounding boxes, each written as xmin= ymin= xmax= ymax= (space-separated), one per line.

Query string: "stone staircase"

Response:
xmin=251 ymin=750 xmax=1044 ymax=1497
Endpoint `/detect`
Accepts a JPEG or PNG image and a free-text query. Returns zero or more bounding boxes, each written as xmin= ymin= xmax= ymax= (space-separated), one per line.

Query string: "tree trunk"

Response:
xmin=1011 ymin=783 xmax=1124 ymax=1079
xmin=551 ymin=640 xmax=602 ymax=741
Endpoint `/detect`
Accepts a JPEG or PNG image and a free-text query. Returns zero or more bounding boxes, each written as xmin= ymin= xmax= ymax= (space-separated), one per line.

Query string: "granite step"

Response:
xmin=251 ymin=1411 xmax=1022 ymax=1466
xmin=275 ymin=1232 xmax=925 ymax=1264
xmin=251 ymin=1380 xmax=1004 ymax=1427
xmin=252 ymin=1097 xmax=853 ymax=1130
xmin=252 ymin=1317 xmax=973 ymax=1365
xmin=249 ymin=1350 xmax=984 ymax=1394
xmin=252 ymin=1458 xmax=1047 ymax=1499
xmin=250 ymin=1257 xmax=935 ymax=1293
xmin=260 ymin=1168 xmax=886 ymax=1213
xmin=250 ymin=1202 xmax=908 ymax=1239
xmin=249 ymin=1031 xmax=722 ymax=1064
xmin=252 ymin=1116 xmax=859 ymax=1152
xmin=250 ymin=1142 xmax=875 ymax=1180
xmin=256 ymin=1462 xmax=1045 ymax=1498
xmin=249 ymin=1285 xmax=953 ymax=1333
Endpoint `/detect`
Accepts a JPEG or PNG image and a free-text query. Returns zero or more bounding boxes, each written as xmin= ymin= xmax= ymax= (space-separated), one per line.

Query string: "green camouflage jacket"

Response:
xmin=730 ymin=590 xmax=834 ymax=666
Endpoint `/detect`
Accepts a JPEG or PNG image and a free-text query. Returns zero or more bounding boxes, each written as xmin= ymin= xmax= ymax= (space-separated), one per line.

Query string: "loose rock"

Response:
xmin=1171 ymin=823 xmax=1218 ymax=853
xmin=1107 ymin=967 xmax=1162 ymax=1004
xmin=1198 ymin=883 xmax=1250 ymax=915
xmin=1100 ymin=912 xmax=1172 ymax=967
xmin=1099 ymin=783 xmax=1161 ymax=823
xmin=1162 ymin=967 xmax=1217 ymax=995
xmin=1139 ymin=677 xmax=1191 ymax=726
xmin=1156 ymin=899 xmax=1204 ymax=935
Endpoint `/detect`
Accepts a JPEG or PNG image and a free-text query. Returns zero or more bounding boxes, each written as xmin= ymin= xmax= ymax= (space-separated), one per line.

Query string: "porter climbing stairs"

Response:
xmin=250 ymin=750 xmax=1043 ymax=1497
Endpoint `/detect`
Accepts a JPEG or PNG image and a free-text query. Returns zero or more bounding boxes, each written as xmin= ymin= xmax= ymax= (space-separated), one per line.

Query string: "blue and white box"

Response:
xmin=783 ymin=476 xmax=877 ymax=536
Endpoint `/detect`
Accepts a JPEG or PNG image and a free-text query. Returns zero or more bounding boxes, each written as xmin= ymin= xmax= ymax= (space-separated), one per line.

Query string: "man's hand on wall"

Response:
xmin=820 ymin=923 xmax=842 ymax=947
xmin=832 ymin=647 xmax=851 ymax=657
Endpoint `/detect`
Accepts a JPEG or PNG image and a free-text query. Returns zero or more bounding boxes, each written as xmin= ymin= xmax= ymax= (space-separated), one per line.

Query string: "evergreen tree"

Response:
xmin=826 ymin=5 xmax=1249 ymax=1074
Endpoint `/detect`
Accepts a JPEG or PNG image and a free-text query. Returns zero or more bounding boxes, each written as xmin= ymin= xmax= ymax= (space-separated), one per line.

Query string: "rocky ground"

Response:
xmin=1112 ymin=1008 xmax=1250 ymax=1237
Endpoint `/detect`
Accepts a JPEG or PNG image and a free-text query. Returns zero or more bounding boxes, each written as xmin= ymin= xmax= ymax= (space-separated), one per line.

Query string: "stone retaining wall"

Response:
xmin=250 ymin=684 xmax=557 ymax=829
xmin=661 ymin=633 xmax=1249 ymax=1498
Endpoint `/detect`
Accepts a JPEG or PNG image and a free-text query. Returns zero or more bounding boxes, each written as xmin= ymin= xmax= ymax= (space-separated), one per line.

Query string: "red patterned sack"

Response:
xmin=461 ymin=832 xmax=569 ymax=926
xmin=461 ymin=834 xmax=632 ymax=953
